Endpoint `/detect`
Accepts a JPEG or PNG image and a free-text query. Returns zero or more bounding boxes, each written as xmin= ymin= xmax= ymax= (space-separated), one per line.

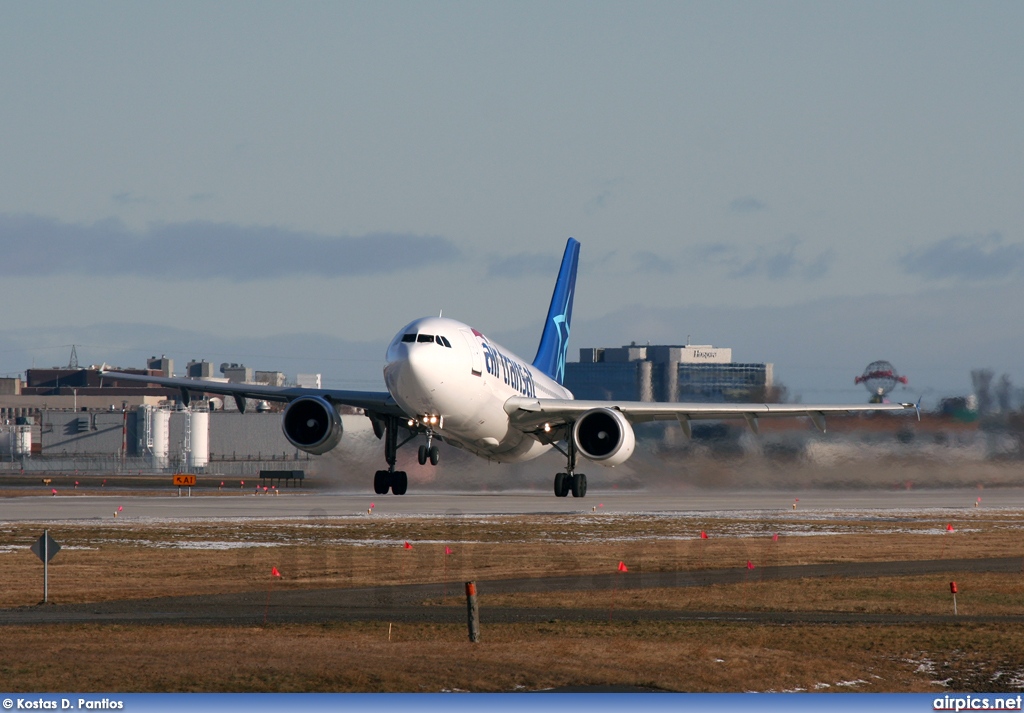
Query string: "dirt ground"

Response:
xmin=2 ymin=505 xmax=1023 ymax=692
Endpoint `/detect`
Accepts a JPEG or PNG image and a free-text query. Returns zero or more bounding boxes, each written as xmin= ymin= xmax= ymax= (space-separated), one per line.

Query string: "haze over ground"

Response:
xmin=2 ymin=3 xmax=1022 ymax=406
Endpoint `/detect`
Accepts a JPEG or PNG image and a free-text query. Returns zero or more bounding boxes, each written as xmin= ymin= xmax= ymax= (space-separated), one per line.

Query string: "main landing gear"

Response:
xmin=554 ymin=471 xmax=587 ymax=498
xmin=553 ymin=436 xmax=587 ymax=498
xmin=374 ymin=469 xmax=407 ymax=495
xmin=372 ymin=415 xmax=441 ymax=495
xmin=373 ymin=415 xmax=407 ymax=495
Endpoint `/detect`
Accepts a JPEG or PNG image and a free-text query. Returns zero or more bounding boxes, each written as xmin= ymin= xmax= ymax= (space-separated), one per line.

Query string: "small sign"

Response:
xmin=30 ymin=532 xmax=61 ymax=563
xmin=173 ymin=474 xmax=197 ymax=487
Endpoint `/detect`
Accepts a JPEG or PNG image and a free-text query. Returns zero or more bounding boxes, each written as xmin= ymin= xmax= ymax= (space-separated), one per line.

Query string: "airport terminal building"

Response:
xmin=564 ymin=343 xmax=773 ymax=403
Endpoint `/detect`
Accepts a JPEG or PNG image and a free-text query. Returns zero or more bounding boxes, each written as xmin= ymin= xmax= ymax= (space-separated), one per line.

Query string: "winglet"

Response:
xmin=532 ymin=238 xmax=580 ymax=385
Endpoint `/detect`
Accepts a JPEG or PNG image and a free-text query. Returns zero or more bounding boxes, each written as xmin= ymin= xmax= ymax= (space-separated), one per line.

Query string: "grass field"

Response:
xmin=2 ymin=505 xmax=1023 ymax=692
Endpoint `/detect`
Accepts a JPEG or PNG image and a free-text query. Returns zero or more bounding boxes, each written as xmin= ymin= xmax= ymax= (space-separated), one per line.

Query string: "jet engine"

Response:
xmin=282 ymin=396 xmax=343 ymax=455
xmin=572 ymin=407 xmax=635 ymax=466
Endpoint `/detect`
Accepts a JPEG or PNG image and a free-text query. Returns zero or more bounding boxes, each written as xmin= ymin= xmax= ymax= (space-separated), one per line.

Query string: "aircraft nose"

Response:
xmin=384 ymin=342 xmax=433 ymax=395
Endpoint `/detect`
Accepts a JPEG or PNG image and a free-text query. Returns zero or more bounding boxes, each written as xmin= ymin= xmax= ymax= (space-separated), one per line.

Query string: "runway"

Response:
xmin=1 ymin=487 xmax=1021 ymax=521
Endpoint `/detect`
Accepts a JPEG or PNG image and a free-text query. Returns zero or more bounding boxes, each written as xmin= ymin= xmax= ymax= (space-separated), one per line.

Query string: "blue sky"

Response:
xmin=2 ymin=2 xmax=1022 ymax=404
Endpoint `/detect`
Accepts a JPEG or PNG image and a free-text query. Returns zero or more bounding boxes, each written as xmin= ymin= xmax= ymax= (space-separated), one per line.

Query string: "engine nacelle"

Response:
xmin=282 ymin=396 xmax=343 ymax=455
xmin=572 ymin=407 xmax=636 ymax=466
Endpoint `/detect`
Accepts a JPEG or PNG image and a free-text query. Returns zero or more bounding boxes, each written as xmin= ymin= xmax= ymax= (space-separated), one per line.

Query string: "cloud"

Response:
xmin=486 ymin=251 xmax=560 ymax=278
xmin=585 ymin=178 xmax=624 ymax=215
xmin=0 ymin=214 xmax=459 ymax=280
xmin=111 ymin=192 xmax=149 ymax=206
xmin=728 ymin=196 xmax=767 ymax=214
xmin=632 ymin=250 xmax=676 ymax=274
xmin=693 ymin=237 xmax=832 ymax=281
xmin=488 ymin=244 xmax=652 ymax=279
xmin=899 ymin=233 xmax=1024 ymax=281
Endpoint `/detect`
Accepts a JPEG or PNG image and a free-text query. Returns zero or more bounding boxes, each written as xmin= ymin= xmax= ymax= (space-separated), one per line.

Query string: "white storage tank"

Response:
xmin=188 ymin=409 xmax=210 ymax=469
xmin=14 ymin=425 xmax=32 ymax=457
xmin=152 ymin=408 xmax=171 ymax=470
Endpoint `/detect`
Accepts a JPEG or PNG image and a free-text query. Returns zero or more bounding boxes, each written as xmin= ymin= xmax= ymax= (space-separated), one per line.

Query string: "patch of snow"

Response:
xmin=157 ymin=540 xmax=286 ymax=550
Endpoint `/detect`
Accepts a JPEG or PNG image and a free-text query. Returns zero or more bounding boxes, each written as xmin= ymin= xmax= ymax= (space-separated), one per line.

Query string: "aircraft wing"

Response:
xmin=504 ymin=396 xmax=917 ymax=436
xmin=99 ymin=370 xmax=403 ymax=415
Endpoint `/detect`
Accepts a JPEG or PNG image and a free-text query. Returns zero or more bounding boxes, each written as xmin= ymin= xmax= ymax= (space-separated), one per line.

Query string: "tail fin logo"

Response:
xmin=551 ymin=290 xmax=571 ymax=384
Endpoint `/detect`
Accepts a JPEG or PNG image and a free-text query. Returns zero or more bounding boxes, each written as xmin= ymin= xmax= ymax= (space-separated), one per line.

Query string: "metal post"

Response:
xmin=43 ymin=528 xmax=49 ymax=604
xmin=465 ymin=581 xmax=480 ymax=643
xmin=120 ymin=402 xmax=128 ymax=473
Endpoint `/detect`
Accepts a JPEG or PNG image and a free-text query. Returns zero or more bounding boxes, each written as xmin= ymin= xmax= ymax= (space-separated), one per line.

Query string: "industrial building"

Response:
xmin=1 ymin=367 xmax=177 ymax=419
xmin=0 ymin=359 xmax=324 ymax=476
xmin=0 ymin=407 xmax=319 ymax=476
xmin=564 ymin=343 xmax=773 ymax=403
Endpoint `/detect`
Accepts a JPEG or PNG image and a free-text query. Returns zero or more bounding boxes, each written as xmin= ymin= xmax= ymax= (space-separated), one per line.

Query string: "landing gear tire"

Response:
xmin=428 ymin=446 xmax=440 ymax=466
xmin=391 ymin=471 xmax=408 ymax=495
xmin=571 ymin=473 xmax=587 ymax=498
xmin=554 ymin=472 xmax=570 ymax=498
xmin=373 ymin=470 xmax=390 ymax=495
xmin=417 ymin=445 xmax=428 ymax=465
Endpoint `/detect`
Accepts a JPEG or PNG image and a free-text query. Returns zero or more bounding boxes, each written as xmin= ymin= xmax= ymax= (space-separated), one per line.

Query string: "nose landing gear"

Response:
xmin=417 ymin=445 xmax=440 ymax=465
xmin=417 ymin=432 xmax=440 ymax=466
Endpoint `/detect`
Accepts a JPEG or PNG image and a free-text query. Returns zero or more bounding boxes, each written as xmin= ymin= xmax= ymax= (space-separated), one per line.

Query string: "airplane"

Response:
xmin=102 ymin=237 xmax=916 ymax=496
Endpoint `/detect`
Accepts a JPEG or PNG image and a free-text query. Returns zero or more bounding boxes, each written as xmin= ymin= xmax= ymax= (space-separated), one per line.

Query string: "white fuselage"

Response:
xmin=383 ymin=316 xmax=572 ymax=462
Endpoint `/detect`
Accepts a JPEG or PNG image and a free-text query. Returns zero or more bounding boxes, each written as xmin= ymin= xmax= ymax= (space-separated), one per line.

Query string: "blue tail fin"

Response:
xmin=532 ymin=237 xmax=580 ymax=385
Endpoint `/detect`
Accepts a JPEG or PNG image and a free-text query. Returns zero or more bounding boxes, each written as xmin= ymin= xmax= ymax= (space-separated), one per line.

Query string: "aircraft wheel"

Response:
xmin=428 ymin=446 xmax=440 ymax=466
xmin=571 ymin=473 xmax=587 ymax=498
xmin=373 ymin=470 xmax=390 ymax=495
xmin=417 ymin=445 xmax=428 ymax=465
xmin=391 ymin=471 xmax=408 ymax=495
xmin=554 ymin=472 xmax=569 ymax=497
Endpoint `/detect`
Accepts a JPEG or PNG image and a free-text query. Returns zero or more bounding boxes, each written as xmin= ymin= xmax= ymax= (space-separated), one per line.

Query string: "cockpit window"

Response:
xmin=401 ymin=333 xmax=416 ymax=342
xmin=438 ymin=335 xmax=452 ymax=348
xmin=417 ymin=334 xmax=435 ymax=343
